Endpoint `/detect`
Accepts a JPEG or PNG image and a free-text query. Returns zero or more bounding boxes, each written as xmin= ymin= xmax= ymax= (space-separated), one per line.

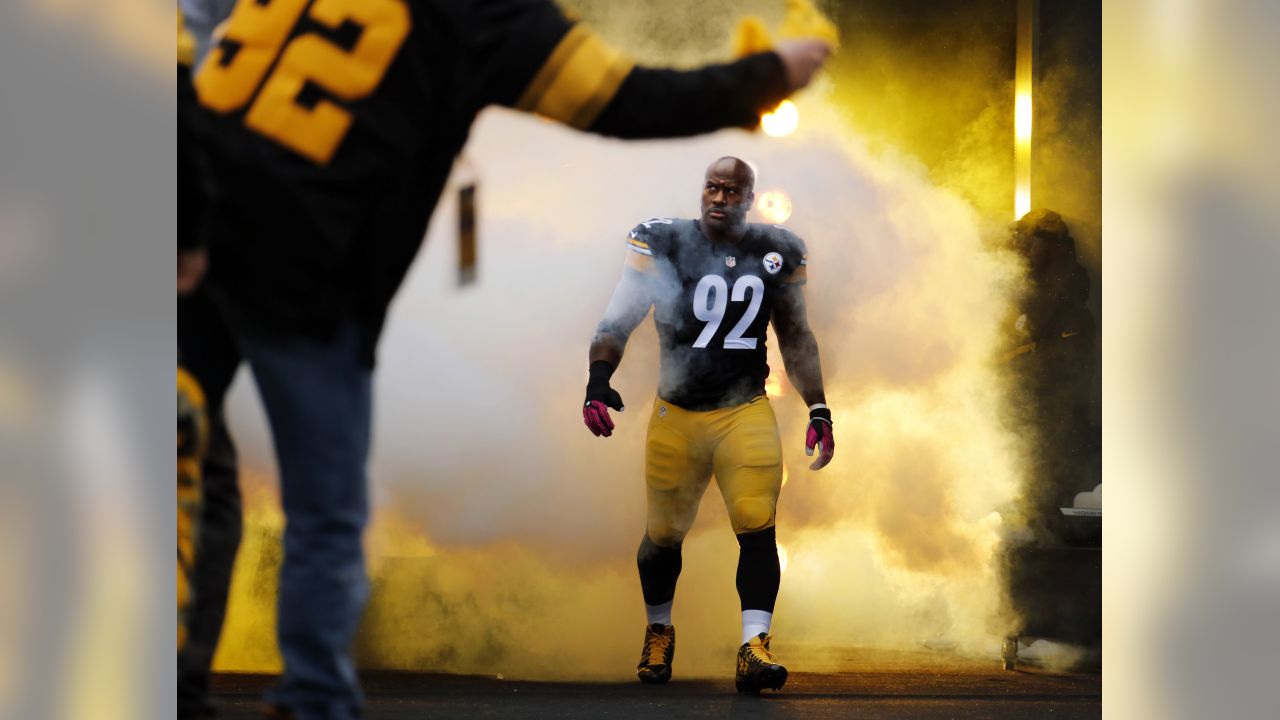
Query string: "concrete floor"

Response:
xmin=210 ymin=647 xmax=1101 ymax=719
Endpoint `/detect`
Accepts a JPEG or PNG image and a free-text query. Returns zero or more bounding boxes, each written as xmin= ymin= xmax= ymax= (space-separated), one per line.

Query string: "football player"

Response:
xmin=583 ymin=157 xmax=835 ymax=693
xmin=182 ymin=2 xmax=831 ymax=717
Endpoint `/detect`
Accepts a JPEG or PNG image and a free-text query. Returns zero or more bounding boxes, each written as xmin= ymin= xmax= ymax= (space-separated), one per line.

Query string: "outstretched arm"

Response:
xmin=584 ymin=267 xmax=653 ymax=436
xmin=474 ymin=2 xmax=831 ymax=139
xmin=772 ymin=285 xmax=834 ymax=469
xmin=587 ymin=40 xmax=829 ymax=139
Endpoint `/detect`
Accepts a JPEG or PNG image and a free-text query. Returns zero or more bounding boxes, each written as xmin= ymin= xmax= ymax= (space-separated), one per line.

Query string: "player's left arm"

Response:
xmin=772 ymin=282 xmax=834 ymax=470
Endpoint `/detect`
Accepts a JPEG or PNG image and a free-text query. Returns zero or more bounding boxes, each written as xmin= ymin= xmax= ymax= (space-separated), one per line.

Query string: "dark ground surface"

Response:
xmin=210 ymin=648 xmax=1101 ymax=719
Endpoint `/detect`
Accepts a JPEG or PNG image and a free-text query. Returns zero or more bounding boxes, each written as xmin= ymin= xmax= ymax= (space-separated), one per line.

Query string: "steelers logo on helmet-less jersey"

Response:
xmin=763 ymin=252 xmax=784 ymax=274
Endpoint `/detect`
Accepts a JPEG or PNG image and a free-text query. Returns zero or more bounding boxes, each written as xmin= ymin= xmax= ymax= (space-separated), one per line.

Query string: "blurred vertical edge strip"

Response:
xmin=0 ymin=1 xmax=176 ymax=719
xmin=1106 ymin=0 xmax=1280 ymax=718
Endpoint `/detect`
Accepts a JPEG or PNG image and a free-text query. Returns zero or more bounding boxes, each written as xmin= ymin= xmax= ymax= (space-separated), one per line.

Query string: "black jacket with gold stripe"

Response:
xmin=191 ymin=0 xmax=790 ymax=364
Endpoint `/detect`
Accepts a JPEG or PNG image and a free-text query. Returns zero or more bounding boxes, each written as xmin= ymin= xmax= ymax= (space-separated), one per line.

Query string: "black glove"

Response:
xmin=583 ymin=361 xmax=625 ymax=437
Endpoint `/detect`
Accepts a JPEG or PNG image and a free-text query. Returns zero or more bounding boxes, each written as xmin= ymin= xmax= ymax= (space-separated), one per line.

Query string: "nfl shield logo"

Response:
xmin=725 ymin=256 xmax=737 ymax=268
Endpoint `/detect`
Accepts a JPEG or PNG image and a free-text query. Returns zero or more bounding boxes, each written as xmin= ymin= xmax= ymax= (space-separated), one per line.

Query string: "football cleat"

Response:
xmin=636 ymin=623 xmax=676 ymax=684
xmin=735 ymin=632 xmax=788 ymax=694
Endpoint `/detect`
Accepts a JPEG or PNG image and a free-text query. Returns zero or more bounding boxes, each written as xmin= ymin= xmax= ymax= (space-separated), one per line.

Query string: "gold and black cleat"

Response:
xmin=636 ymin=623 xmax=676 ymax=684
xmin=735 ymin=632 xmax=788 ymax=694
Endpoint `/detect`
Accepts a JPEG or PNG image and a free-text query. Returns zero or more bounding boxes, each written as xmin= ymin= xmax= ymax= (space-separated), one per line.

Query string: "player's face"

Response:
xmin=701 ymin=164 xmax=753 ymax=235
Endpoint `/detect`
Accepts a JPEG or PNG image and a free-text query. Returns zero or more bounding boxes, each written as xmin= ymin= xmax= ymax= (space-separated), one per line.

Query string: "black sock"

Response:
xmin=637 ymin=534 xmax=682 ymax=607
xmin=736 ymin=527 xmax=780 ymax=613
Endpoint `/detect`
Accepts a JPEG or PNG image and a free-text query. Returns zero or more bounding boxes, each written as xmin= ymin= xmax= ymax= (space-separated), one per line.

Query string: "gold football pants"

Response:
xmin=644 ymin=395 xmax=783 ymax=546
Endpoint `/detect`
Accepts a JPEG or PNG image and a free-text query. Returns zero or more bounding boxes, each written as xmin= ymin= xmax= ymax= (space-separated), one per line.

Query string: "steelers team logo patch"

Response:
xmin=763 ymin=252 xmax=784 ymax=274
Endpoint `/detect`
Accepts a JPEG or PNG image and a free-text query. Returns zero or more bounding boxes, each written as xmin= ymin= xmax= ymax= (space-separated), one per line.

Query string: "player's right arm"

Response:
xmin=583 ymin=226 xmax=659 ymax=437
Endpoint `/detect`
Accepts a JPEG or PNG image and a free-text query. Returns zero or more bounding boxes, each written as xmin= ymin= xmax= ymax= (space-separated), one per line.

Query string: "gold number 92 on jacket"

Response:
xmin=195 ymin=0 xmax=410 ymax=165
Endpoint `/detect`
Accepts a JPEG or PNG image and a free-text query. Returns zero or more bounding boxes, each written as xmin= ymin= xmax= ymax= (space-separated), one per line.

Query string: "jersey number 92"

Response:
xmin=195 ymin=0 xmax=411 ymax=166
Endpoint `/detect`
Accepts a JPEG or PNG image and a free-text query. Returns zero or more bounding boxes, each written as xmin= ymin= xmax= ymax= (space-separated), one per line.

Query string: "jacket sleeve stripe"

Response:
xmin=516 ymin=24 xmax=635 ymax=129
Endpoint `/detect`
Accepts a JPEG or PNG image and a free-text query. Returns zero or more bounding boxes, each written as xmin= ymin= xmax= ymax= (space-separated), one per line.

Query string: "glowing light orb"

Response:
xmin=761 ymin=100 xmax=799 ymax=137
xmin=756 ymin=190 xmax=793 ymax=224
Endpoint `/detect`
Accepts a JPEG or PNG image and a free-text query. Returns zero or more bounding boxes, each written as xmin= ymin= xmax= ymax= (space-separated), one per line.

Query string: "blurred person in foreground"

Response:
xmin=178 ymin=14 xmax=212 ymax=655
xmin=179 ymin=0 xmax=832 ymax=717
xmin=582 ymin=157 xmax=834 ymax=694
xmin=178 ymin=11 xmax=237 ymax=716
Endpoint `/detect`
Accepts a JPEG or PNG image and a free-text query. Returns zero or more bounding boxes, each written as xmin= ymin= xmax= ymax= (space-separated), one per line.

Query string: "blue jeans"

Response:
xmin=240 ymin=321 xmax=372 ymax=720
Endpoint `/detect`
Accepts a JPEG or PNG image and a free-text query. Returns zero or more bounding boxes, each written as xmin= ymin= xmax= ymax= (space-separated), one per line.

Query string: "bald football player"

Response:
xmin=583 ymin=157 xmax=834 ymax=694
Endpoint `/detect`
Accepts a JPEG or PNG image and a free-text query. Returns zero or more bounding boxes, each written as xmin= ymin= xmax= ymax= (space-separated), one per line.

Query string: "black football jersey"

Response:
xmin=626 ymin=218 xmax=807 ymax=410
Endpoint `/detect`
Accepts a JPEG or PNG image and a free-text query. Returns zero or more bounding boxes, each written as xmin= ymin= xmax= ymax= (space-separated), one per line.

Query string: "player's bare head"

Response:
xmin=701 ymin=157 xmax=754 ymax=237
xmin=705 ymin=156 xmax=755 ymax=194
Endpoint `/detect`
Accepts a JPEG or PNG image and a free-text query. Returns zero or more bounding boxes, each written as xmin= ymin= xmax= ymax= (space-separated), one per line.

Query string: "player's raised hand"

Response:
xmin=584 ymin=360 xmax=625 ymax=437
xmin=774 ymin=38 xmax=832 ymax=93
xmin=804 ymin=406 xmax=834 ymax=470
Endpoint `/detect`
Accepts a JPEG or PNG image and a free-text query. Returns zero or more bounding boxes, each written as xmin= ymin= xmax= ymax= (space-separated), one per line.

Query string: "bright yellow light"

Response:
xmin=1015 ymin=186 xmax=1031 ymax=220
xmin=1014 ymin=91 xmax=1032 ymax=219
xmin=756 ymin=189 xmax=793 ymax=224
xmin=1015 ymin=92 xmax=1032 ymax=141
xmin=781 ymin=466 xmax=790 ymax=488
xmin=777 ymin=543 xmax=789 ymax=574
xmin=1014 ymin=0 xmax=1033 ymax=221
xmin=1013 ymin=90 xmax=1033 ymax=219
xmin=761 ymin=100 xmax=799 ymax=137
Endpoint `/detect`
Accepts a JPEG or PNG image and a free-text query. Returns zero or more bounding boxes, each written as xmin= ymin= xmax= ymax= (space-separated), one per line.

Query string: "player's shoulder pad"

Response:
xmin=626 ymin=217 xmax=678 ymax=254
xmin=762 ymin=223 xmax=807 ymax=255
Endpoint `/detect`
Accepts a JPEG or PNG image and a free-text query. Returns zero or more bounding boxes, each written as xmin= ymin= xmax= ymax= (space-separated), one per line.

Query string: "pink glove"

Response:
xmin=805 ymin=406 xmax=834 ymax=470
xmin=583 ymin=400 xmax=618 ymax=437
